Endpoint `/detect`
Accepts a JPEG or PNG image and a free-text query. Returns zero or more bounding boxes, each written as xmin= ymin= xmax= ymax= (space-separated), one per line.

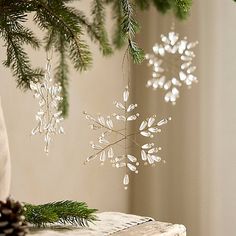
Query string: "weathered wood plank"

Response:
xmin=114 ymin=221 xmax=186 ymax=236
xmin=29 ymin=212 xmax=186 ymax=236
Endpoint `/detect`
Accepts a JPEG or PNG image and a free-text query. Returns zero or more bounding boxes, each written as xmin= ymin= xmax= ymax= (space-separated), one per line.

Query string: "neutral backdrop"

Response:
xmin=132 ymin=1 xmax=236 ymax=236
xmin=0 ymin=1 xmax=236 ymax=236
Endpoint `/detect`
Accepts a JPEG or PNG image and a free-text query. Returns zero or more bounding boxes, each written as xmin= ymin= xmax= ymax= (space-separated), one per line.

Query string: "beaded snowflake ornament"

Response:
xmin=30 ymin=57 xmax=64 ymax=154
xmin=84 ymin=86 xmax=171 ymax=188
xmin=145 ymin=31 xmax=198 ymax=104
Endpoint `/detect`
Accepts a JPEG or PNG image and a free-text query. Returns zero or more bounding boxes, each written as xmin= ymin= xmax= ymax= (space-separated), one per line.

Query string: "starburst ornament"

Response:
xmin=30 ymin=57 xmax=64 ymax=154
xmin=84 ymin=87 xmax=171 ymax=188
xmin=145 ymin=31 xmax=198 ymax=104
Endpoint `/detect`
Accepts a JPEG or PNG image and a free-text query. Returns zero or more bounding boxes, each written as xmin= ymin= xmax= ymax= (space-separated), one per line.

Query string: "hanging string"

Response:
xmin=122 ymin=46 xmax=132 ymax=89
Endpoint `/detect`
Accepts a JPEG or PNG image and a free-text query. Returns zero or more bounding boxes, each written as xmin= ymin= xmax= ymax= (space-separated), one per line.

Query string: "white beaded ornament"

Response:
xmin=30 ymin=57 xmax=64 ymax=154
xmin=145 ymin=31 xmax=198 ymax=104
xmin=84 ymin=86 xmax=170 ymax=188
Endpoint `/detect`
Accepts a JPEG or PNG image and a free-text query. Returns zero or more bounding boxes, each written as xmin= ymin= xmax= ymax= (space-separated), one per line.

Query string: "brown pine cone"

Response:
xmin=0 ymin=197 xmax=29 ymax=236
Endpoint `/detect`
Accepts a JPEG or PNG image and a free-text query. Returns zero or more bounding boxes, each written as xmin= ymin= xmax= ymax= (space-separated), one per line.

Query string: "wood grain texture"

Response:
xmin=114 ymin=221 xmax=186 ymax=236
xmin=29 ymin=212 xmax=186 ymax=236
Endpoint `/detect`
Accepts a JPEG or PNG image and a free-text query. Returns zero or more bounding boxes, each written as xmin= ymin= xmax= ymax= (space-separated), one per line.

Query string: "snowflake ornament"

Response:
xmin=84 ymin=87 xmax=171 ymax=189
xmin=145 ymin=31 xmax=199 ymax=104
xmin=30 ymin=58 xmax=64 ymax=154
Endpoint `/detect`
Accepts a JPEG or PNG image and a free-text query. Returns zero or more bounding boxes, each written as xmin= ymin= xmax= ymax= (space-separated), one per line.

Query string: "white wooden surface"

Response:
xmin=29 ymin=212 xmax=186 ymax=236
xmin=114 ymin=221 xmax=186 ymax=236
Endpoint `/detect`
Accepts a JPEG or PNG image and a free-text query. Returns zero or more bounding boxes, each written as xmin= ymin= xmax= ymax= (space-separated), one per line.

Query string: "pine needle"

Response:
xmin=121 ymin=0 xmax=144 ymax=63
xmin=23 ymin=200 xmax=98 ymax=227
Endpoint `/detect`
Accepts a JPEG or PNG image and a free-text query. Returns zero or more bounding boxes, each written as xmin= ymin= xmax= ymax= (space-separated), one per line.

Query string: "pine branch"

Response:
xmin=152 ymin=0 xmax=192 ymax=19
xmin=108 ymin=0 xmax=126 ymax=49
xmin=63 ymin=8 xmax=112 ymax=56
xmin=33 ymin=0 xmax=92 ymax=71
xmin=128 ymin=39 xmax=144 ymax=64
xmin=23 ymin=200 xmax=98 ymax=227
xmin=173 ymin=0 xmax=192 ymax=20
xmin=0 ymin=12 xmax=43 ymax=89
xmin=54 ymin=34 xmax=69 ymax=117
xmin=152 ymin=0 xmax=172 ymax=13
xmin=91 ymin=0 xmax=113 ymax=55
xmin=121 ymin=0 xmax=144 ymax=63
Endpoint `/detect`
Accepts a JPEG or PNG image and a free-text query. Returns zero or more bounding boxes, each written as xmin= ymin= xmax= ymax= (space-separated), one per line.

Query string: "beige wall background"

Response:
xmin=1 ymin=0 xmax=236 ymax=236
xmin=131 ymin=0 xmax=236 ymax=236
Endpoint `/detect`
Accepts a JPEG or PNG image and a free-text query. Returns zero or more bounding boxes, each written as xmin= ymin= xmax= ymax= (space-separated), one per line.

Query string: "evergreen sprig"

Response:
xmin=107 ymin=0 xmax=126 ymax=49
xmin=121 ymin=0 xmax=144 ymax=63
xmin=91 ymin=0 xmax=113 ymax=56
xmin=0 ymin=9 xmax=43 ymax=89
xmin=152 ymin=0 xmax=192 ymax=19
xmin=23 ymin=200 xmax=98 ymax=227
xmin=54 ymin=33 xmax=70 ymax=117
xmin=174 ymin=0 xmax=192 ymax=20
xmin=0 ymin=0 xmax=192 ymax=116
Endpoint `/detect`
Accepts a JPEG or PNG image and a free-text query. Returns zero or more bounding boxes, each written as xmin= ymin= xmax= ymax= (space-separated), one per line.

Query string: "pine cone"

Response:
xmin=0 ymin=197 xmax=29 ymax=236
